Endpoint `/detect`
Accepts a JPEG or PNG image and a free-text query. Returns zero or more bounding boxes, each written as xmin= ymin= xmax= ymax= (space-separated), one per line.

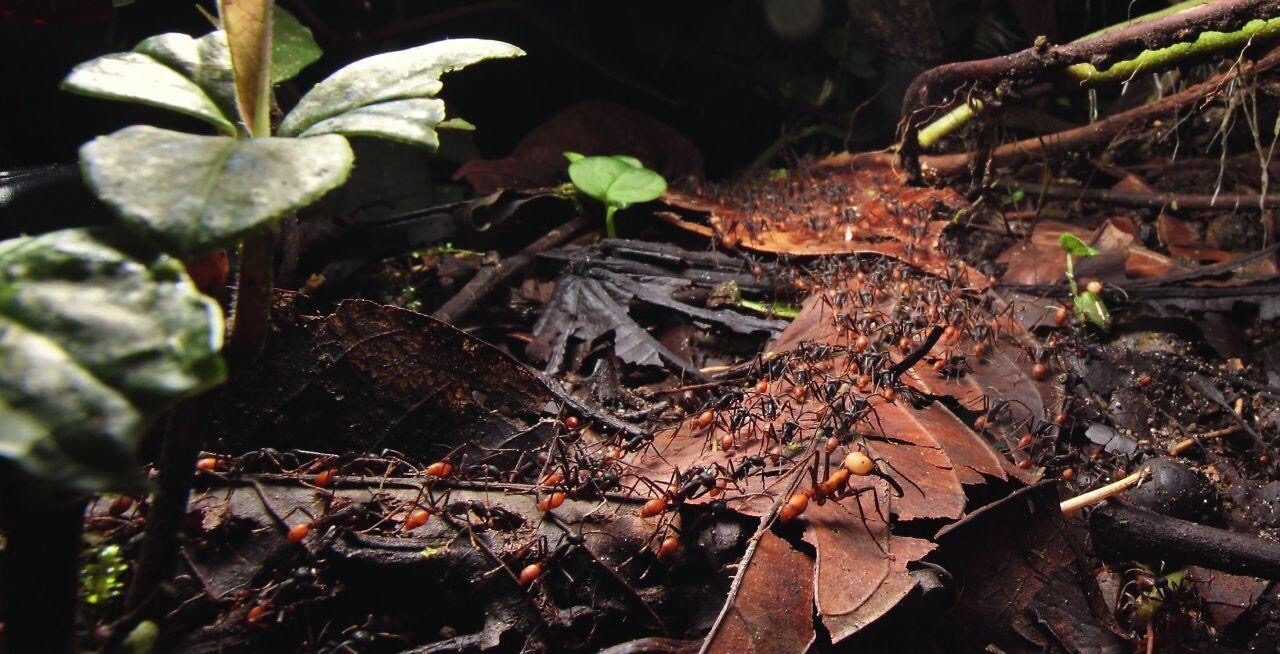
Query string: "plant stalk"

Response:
xmin=224 ymin=228 xmax=276 ymax=366
xmin=605 ymin=205 xmax=618 ymax=239
xmin=123 ymin=397 xmax=208 ymax=613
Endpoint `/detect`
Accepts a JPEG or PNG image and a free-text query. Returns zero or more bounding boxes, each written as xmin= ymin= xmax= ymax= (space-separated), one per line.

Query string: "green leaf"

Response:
xmin=1075 ymin=291 xmax=1111 ymax=330
xmin=567 ymin=155 xmax=667 ymax=207
xmin=279 ymin=38 xmax=524 ymax=138
xmin=567 ymin=156 xmax=638 ymax=203
xmin=80 ymin=125 xmax=354 ymax=259
xmin=437 ymin=117 xmax=475 ymax=131
xmin=0 ymin=227 xmax=225 ymax=494
xmin=605 ymin=167 xmax=666 ymax=207
xmin=62 ymin=52 xmax=235 ymax=134
xmin=134 ymin=31 xmax=238 ymax=125
xmin=1059 ymin=232 xmax=1100 ymax=257
xmin=270 ymin=6 xmax=321 ymax=84
xmin=563 ymin=151 xmax=585 ymax=163
xmin=219 ymin=0 xmax=273 ymax=136
xmin=298 ymin=98 xmax=446 ymax=149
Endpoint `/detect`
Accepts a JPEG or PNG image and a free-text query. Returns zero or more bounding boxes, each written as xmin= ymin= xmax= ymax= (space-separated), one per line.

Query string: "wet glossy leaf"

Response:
xmin=279 ymin=38 xmax=524 ymax=139
xmin=61 ymin=52 xmax=235 ymax=134
xmin=270 ymin=6 xmax=321 ymax=84
xmin=219 ymin=0 xmax=273 ymax=134
xmin=80 ymin=125 xmax=353 ymax=259
xmin=0 ymin=227 xmax=225 ymax=494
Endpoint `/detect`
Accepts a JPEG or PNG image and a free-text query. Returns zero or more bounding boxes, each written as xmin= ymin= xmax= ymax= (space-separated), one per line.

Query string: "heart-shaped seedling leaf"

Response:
xmin=565 ymin=153 xmax=666 ymax=208
xmin=0 ymin=227 xmax=226 ymax=494
xmin=80 ymin=125 xmax=353 ymax=260
xmin=1059 ymin=232 xmax=1100 ymax=258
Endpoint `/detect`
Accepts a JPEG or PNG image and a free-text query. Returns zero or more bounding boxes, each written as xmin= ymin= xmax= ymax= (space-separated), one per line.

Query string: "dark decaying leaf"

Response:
xmin=1029 ymin=567 xmax=1128 ymax=654
xmin=1188 ymin=566 xmax=1271 ymax=632
xmin=212 ymin=296 xmax=556 ymax=461
xmin=997 ymin=219 xmax=1180 ymax=286
xmin=658 ymin=167 xmax=987 ymax=286
xmin=934 ymin=483 xmax=1115 ymax=653
xmin=300 ymin=185 xmax=578 ymax=286
xmin=455 ymin=102 xmax=705 ymax=194
xmin=529 ymin=246 xmax=787 ymax=376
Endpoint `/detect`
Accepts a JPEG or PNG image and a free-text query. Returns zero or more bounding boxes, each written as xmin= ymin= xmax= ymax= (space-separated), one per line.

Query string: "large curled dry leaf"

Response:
xmin=454 ymin=101 xmax=704 ymax=194
xmin=213 ymin=296 xmax=558 ymax=462
xmin=80 ymin=125 xmax=353 ymax=259
xmin=660 ymin=167 xmax=986 ymax=286
xmin=702 ymin=530 xmax=815 ymax=653
xmin=627 ymin=260 xmax=1062 ymax=646
xmin=0 ymin=227 xmax=225 ymax=494
xmin=278 ymin=38 xmax=524 ymax=147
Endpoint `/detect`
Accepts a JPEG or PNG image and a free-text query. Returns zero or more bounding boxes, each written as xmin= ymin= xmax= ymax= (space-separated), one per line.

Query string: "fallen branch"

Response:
xmin=897 ymin=0 xmax=1280 ymax=175
xmin=1005 ymin=180 xmax=1280 ymax=210
xmin=433 ymin=216 xmax=589 ymax=324
xmin=823 ymin=44 xmax=1280 ymax=177
xmin=1090 ymin=500 xmax=1280 ymax=579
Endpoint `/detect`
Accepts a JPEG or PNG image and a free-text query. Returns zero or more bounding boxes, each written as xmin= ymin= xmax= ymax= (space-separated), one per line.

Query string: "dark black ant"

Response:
xmin=731 ymin=454 xmax=767 ymax=480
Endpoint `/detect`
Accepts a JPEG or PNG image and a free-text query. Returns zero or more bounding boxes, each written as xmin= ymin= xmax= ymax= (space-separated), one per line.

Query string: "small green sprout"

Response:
xmin=1059 ymin=233 xmax=1110 ymax=330
xmin=564 ymin=152 xmax=667 ymax=238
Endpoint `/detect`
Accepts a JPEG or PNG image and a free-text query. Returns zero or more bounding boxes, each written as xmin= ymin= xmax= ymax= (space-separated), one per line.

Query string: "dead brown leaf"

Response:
xmin=659 ymin=167 xmax=986 ymax=286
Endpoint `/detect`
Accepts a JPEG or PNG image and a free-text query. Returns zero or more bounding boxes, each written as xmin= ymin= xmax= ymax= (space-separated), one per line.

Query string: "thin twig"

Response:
xmin=433 ymin=216 xmax=590 ymax=324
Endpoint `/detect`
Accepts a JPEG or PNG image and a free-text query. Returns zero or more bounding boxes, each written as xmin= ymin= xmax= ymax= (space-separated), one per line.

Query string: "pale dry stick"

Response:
xmin=1059 ymin=468 xmax=1150 ymax=513
xmin=1168 ymin=424 xmax=1244 ymax=456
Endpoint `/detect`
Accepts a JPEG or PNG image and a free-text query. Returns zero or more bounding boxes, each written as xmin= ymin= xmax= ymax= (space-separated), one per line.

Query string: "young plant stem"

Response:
xmin=1065 ymin=254 xmax=1078 ymax=296
xmin=224 ymin=228 xmax=276 ymax=366
xmin=0 ymin=490 xmax=88 ymax=654
xmin=605 ymin=205 xmax=619 ymax=239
